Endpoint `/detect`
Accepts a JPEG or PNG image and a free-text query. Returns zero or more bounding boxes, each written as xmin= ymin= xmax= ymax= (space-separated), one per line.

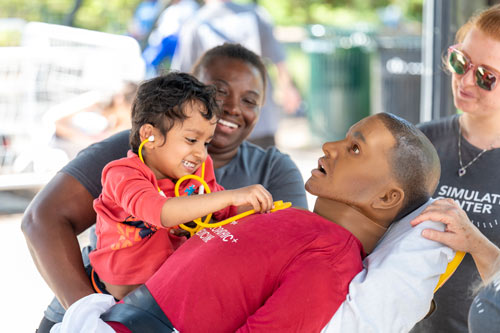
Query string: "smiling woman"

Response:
xmin=192 ymin=46 xmax=265 ymax=168
xmin=192 ymin=44 xmax=307 ymax=207
xmin=21 ymin=43 xmax=307 ymax=332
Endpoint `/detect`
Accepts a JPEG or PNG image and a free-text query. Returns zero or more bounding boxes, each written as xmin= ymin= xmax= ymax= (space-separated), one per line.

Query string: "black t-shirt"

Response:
xmin=411 ymin=115 xmax=500 ymax=332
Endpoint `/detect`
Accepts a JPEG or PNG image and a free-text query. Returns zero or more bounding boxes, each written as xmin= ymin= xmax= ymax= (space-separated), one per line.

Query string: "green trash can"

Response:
xmin=376 ymin=35 xmax=422 ymax=124
xmin=302 ymin=26 xmax=373 ymax=141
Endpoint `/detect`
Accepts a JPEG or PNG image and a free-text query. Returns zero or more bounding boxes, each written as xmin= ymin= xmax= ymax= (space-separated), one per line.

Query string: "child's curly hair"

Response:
xmin=129 ymin=72 xmax=221 ymax=153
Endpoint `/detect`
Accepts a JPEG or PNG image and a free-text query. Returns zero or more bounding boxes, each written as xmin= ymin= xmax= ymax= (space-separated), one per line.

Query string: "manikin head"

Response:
xmin=306 ymin=113 xmax=440 ymax=251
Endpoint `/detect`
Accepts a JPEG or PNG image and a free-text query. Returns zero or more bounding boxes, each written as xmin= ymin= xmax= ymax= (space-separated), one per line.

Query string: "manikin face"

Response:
xmin=451 ymin=27 xmax=500 ymax=117
xmin=196 ymin=56 xmax=265 ymax=155
xmin=305 ymin=115 xmax=396 ymax=208
xmin=145 ymin=100 xmax=217 ymax=180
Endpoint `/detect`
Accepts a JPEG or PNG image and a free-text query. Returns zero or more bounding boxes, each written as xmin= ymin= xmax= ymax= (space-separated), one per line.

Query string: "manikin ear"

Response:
xmin=371 ymin=187 xmax=404 ymax=211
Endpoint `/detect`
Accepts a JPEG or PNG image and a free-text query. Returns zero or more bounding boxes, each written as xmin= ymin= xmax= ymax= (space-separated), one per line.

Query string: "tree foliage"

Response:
xmin=1 ymin=0 xmax=142 ymax=34
xmin=1 ymin=0 xmax=423 ymax=34
xmin=244 ymin=0 xmax=423 ymax=26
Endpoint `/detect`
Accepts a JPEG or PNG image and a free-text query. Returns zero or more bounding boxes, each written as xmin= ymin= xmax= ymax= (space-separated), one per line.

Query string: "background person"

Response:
xmin=171 ymin=0 xmax=301 ymax=148
xmin=22 ymin=43 xmax=306 ymax=332
xmin=53 ymin=112 xmax=442 ymax=332
xmin=53 ymin=82 xmax=138 ymax=159
xmin=142 ymin=0 xmax=200 ymax=76
xmin=411 ymin=4 xmax=500 ymax=332
xmin=468 ymin=260 xmax=500 ymax=333
xmin=127 ymin=0 xmax=162 ymax=44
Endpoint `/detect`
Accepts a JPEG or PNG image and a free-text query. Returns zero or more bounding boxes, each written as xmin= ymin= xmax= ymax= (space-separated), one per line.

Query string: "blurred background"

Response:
xmin=0 ymin=0 xmax=499 ymax=331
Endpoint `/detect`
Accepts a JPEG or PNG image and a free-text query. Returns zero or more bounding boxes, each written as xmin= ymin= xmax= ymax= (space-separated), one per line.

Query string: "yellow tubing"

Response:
xmin=191 ymin=200 xmax=292 ymax=228
xmin=138 ymin=137 xmax=164 ymax=194
xmin=174 ymin=174 xmax=291 ymax=234
xmin=174 ymin=174 xmax=212 ymax=231
xmin=138 ymin=139 xmax=148 ymax=164
xmin=434 ymin=250 xmax=466 ymax=293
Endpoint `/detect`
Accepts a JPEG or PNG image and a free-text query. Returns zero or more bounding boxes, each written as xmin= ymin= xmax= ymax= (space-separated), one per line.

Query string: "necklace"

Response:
xmin=457 ymin=122 xmax=489 ymax=177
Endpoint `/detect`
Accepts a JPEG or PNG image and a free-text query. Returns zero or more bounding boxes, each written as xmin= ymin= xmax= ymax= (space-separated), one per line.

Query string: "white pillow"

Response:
xmin=322 ymin=199 xmax=455 ymax=333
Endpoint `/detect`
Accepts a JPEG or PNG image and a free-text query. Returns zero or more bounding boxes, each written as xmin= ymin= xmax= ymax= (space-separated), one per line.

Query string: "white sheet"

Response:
xmin=321 ymin=200 xmax=454 ymax=333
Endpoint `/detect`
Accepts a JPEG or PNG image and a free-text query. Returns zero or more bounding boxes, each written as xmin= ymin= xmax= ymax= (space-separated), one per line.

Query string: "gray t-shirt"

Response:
xmin=468 ymin=274 xmax=500 ymax=333
xmin=171 ymin=2 xmax=285 ymax=72
xmin=411 ymin=115 xmax=500 ymax=332
xmin=214 ymin=140 xmax=307 ymax=208
xmin=170 ymin=2 xmax=286 ymax=139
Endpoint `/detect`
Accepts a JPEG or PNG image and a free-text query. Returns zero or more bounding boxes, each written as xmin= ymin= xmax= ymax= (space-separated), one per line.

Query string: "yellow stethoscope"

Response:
xmin=138 ymin=135 xmax=291 ymax=236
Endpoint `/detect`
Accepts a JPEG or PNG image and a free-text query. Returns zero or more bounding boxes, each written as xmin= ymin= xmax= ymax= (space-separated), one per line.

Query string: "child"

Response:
xmin=89 ymin=72 xmax=273 ymax=300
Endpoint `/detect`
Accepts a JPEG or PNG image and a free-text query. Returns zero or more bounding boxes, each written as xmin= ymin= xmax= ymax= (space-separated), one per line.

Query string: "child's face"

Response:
xmin=147 ymin=100 xmax=217 ymax=180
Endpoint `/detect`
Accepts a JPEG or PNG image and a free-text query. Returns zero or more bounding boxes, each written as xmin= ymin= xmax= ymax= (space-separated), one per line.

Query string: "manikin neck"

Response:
xmin=313 ymin=198 xmax=389 ymax=254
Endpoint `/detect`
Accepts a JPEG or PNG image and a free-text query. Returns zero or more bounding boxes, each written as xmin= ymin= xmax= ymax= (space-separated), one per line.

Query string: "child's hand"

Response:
xmin=231 ymin=185 xmax=274 ymax=213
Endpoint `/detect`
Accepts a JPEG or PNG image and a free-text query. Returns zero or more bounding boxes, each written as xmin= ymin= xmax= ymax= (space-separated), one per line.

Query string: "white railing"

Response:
xmin=0 ymin=22 xmax=145 ymax=190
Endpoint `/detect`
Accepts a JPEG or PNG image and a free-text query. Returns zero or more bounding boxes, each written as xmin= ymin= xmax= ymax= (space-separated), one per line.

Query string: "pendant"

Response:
xmin=458 ymin=168 xmax=466 ymax=177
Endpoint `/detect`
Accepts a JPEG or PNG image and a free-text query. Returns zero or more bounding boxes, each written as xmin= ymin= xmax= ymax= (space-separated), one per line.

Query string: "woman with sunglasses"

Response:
xmin=411 ymin=5 xmax=500 ymax=333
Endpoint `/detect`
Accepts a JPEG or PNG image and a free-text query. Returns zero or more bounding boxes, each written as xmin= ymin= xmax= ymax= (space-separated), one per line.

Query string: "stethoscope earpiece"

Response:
xmin=138 ymin=135 xmax=155 ymax=163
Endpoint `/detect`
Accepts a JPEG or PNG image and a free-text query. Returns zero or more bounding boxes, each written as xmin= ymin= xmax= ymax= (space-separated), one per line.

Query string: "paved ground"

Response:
xmin=0 ymin=116 xmax=323 ymax=332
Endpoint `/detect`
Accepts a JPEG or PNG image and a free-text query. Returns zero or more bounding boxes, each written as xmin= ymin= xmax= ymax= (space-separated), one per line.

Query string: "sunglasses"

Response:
xmin=448 ymin=45 xmax=498 ymax=91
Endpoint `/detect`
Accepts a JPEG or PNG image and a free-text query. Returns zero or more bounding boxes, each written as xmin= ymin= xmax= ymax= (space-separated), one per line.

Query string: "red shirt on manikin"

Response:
xmin=109 ymin=207 xmax=365 ymax=332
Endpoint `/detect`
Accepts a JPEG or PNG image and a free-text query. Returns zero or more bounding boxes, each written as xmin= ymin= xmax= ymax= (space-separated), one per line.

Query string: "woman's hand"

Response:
xmin=411 ymin=198 xmax=500 ymax=281
xmin=410 ymin=198 xmax=484 ymax=253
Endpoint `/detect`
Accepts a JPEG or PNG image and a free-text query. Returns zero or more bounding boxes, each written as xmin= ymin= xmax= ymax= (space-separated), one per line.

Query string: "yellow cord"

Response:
xmin=189 ymin=200 xmax=292 ymax=228
xmin=174 ymin=174 xmax=212 ymax=235
xmin=138 ymin=137 xmax=163 ymax=194
xmin=138 ymin=139 xmax=148 ymax=164
xmin=434 ymin=250 xmax=466 ymax=293
xmin=174 ymin=173 xmax=291 ymax=233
